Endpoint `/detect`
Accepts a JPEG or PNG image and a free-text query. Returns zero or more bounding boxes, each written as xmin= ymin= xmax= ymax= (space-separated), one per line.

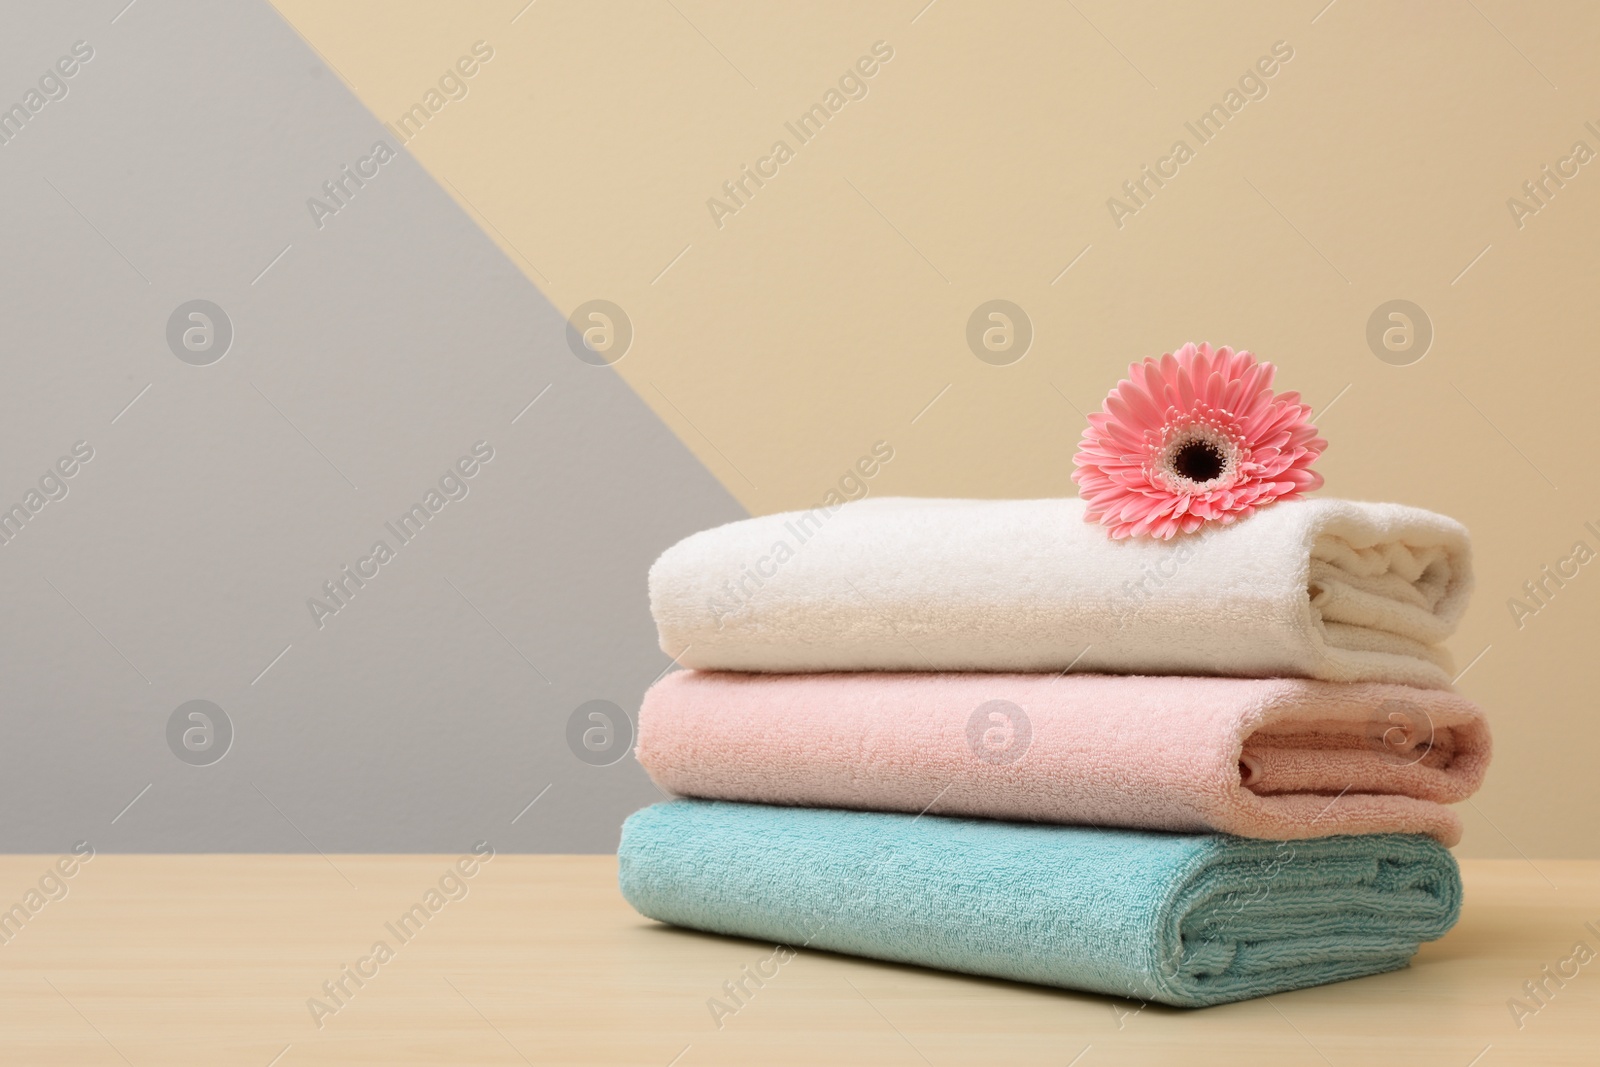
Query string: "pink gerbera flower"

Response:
xmin=1072 ymin=343 xmax=1325 ymax=539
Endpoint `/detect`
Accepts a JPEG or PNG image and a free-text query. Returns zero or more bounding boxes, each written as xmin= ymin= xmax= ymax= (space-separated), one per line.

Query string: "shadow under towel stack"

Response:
xmin=620 ymin=496 xmax=1491 ymax=1007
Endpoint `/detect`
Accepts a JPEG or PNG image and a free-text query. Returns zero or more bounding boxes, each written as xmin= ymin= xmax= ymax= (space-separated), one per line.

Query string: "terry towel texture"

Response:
xmin=619 ymin=800 xmax=1463 ymax=1007
xmin=650 ymin=497 xmax=1473 ymax=689
xmin=636 ymin=672 xmax=1492 ymax=845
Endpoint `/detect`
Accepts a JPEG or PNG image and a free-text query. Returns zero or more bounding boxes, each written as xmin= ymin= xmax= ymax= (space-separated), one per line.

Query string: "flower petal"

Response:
xmin=1073 ymin=343 xmax=1325 ymax=539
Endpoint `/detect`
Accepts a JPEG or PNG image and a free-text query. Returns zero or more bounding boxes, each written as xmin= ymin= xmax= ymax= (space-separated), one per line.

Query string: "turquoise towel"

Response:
xmin=618 ymin=800 xmax=1462 ymax=1007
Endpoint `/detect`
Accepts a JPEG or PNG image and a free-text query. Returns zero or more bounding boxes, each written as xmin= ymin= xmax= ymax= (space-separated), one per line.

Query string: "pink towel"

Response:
xmin=636 ymin=672 xmax=1491 ymax=845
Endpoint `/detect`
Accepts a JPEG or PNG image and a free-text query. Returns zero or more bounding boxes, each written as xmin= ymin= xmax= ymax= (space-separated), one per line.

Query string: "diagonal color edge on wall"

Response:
xmin=0 ymin=0 xmax=744 ymax=852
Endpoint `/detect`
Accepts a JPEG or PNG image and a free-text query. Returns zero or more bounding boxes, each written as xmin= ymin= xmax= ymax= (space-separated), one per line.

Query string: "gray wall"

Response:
xmin=0 ymin=1 xmax=744 ymax=851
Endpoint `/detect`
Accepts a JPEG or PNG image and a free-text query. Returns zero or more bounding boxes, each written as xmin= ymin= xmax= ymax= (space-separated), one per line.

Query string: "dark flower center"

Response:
xmin=1172 ymin=439 xmax=1226 ymax=483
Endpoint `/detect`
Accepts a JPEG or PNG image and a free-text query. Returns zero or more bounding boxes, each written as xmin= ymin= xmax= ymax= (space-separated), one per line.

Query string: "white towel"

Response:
xmin=648 ymin=497 xmax=1473 ymax=688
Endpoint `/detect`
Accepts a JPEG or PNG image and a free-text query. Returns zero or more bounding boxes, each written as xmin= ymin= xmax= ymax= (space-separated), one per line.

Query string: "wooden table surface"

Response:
xmin=1 ymin=854 xmax=1594 ymax=1065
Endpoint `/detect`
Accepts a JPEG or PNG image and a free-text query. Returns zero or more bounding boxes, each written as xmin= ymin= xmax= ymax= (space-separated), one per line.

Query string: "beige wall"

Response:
xmin=271 ymin=0 xmax=1600 ymax=858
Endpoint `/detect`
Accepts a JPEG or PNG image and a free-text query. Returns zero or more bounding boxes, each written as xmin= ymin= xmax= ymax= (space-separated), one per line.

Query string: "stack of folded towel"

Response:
xmin=619 ymin=496 xmax=1490 ymax=1007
